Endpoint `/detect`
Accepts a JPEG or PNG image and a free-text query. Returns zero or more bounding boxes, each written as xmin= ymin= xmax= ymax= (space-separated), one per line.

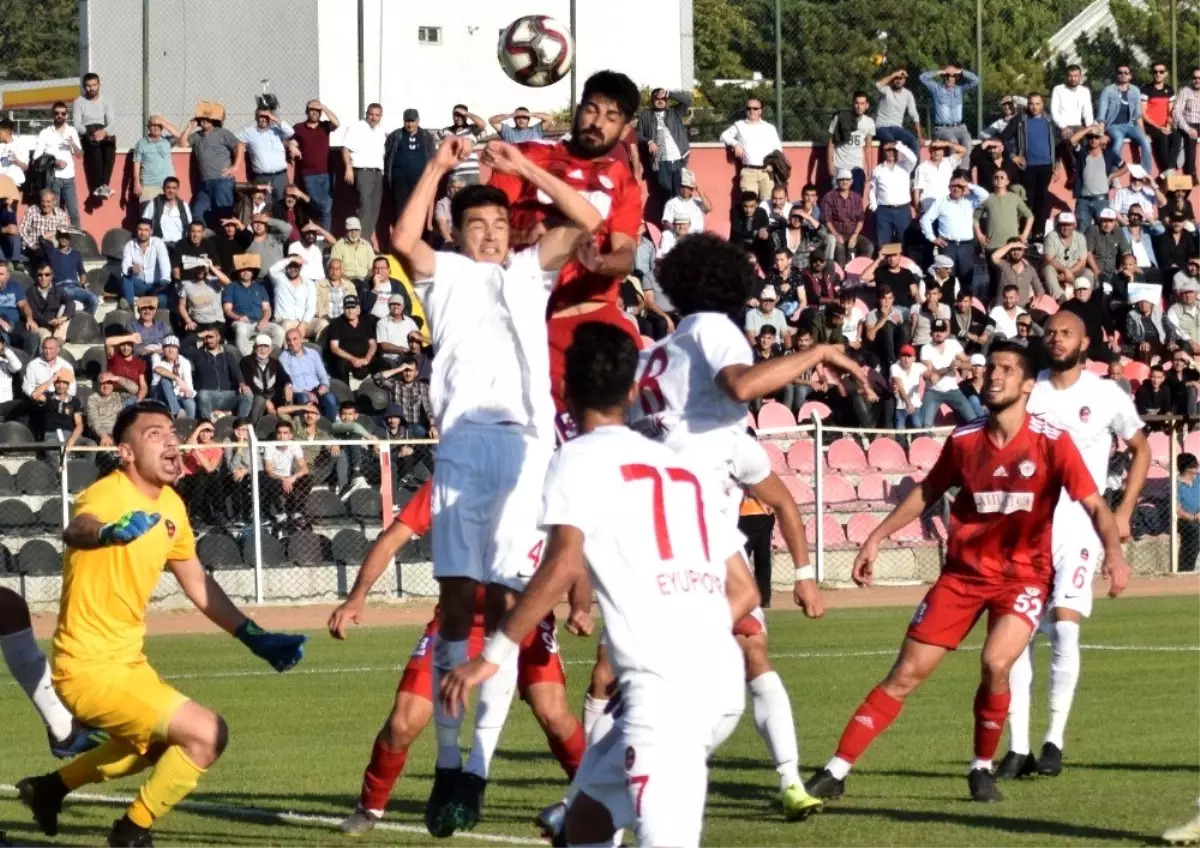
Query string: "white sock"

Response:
xmin=1 ymin=628 xmax=73 ymax=742
xmin=824 ymin=755 xmax=852 ymax=780
xmin=582 ymin=695 xmax=610 ymax=745
xmin=432 ymin=636 xmax=469 ymax=770
xmin=1045 ymin=619 xmax=1081 ymax=750
xmin=749 ymin=671 xmax=801 ymax=790
xmin=1006 ymin=639 xmax=1035 ymax=755
xmin=464 ymin=651 xmax=518 ymax=779
xmin=969 ymin=758 xmax=993 ymax=772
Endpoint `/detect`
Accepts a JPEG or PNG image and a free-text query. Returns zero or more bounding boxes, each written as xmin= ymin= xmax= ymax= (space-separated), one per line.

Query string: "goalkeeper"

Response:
xmin=15 ymin=400 xmax=307 ymax=848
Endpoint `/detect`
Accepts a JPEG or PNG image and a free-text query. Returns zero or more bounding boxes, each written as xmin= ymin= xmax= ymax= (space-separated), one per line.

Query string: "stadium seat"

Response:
xmin=102 ymin=309 xmax=133 ymax=333
xmin=756 ymin=401 xmax=795 ymax=429
xmin=37 ymin=497 xmax=62 ymax=530
xmin=254 ymin=415 xmax=278 ymax=440
xmin=10 ymin=270 xmax=32 ymax=292
xmin=1148 ymin=431 xmax=1170 ymax=466
xmin=355 ymin=379 xmax=389 ymax=414
xmin=0 ymin=466 xmax=14 ymax=494
xmin=1124 ymin=360 xmax=1150 ymax=383
xmin=761 ymin=440 xmax=788 ymax=475
xmin=842 ymin=256 xmax=873 ymax=281
xmin=804 ymin=515 xmax=846 ymax=545
xmin=796 ymin=400 xmax=832 ymax=422
xmin=16 ymin=540 xmax=61 ymax=575
xmin=66 ymin=314 xmax=103 ymax=345
xmin=822 ymin=474 xmax=858 ymax=504
xmin=0 ymin=421 xmax=35 ymax=445
xmin=17 ymin=460 xmax=57 ymax=495
xmin=889 ymin=473 xmax=925 ymax=504
xmin=0 ymin=499 xmax=35 ymax=530
xmin=934 ymin=404 xmax=958 ymax=426
xmin=785 ymin=439 xmax=817 ymax=473
xmin=1184 ymin=430 xmax=1200 ymax=459
xmin=212 ymin=416 xmax=236 ymax=442
xmin=174 ymin=418 xmax=198 ymax=441
xmin=908 ymin=436 xmax=942 ymax=470
xmin=286 ymin=530 xmax=330 ymax=565
xmin=101 ymin=227 xmax=133 ymax=261
xmin=65 ymin=458 xmax=98 ymax=493
xmin=197 ymin=533 xmax=243 ymax=570
xmin=86 ymin=263 xmax=115 ymax=297
xmin=331 ymin=528 xmax=370 ymax=564
xmin=782 ymin=474 xmax=813 ymax=504
xmin=0 ymin=543 xmax=13 ymax=574
xmin=827 ymin=437 xmax=868 ymax=472
xmin=329 ymin=379 xmax=354 ymax=404
xmin=1035 ymin=295 xmax=1058 ymax=315
xmin=867 ymin=436 xmax=908 ymax=471
xmin=348 ymin=488 xmax=383 ymax=521
xmin=1144 ymin=465 xmax=1170 ymax=500
xmin=68 ymin=230 xmax=100 ymax=261
xmin=242 ymin=532 xmax=286 ymax=568
xmin=74 ymin=384 xmax=93 ymax=409
xmin=307 ymin=488 xmax=346 ymax=520
xmin=78 ymin=345 xmax=107 ymax=382
xmin=1085 ymin=361 xmax=1108 ymax=376
xmin=857 ymin=472 xmax=889 ymax=504
xmin=55 ymin=348 xmax=77 ymax=367
xmin=890 ymin=519 xmax=926 ymax=542
xmin=846 ymin=513 xmax=881 ymax=544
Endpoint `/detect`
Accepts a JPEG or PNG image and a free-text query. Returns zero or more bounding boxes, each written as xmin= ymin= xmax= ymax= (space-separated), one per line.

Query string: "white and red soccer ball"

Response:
xmin=497 ymin=15 xmax=575 ymax=88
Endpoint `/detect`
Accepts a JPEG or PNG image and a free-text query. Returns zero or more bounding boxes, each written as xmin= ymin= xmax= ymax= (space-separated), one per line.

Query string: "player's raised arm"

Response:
xmin=717 ymin=343 xmax=872 ymax=404
xmin=392 ymin=136 xmax=471 ymax=279
xmin=328 ymin=518 xmax=417 ymax=639
xmin=750 ymin=472 xmax=824 ymax=618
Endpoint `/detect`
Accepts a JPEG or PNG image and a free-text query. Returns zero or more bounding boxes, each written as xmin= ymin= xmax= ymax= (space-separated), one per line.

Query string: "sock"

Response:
xmin=748 ymin=671 xmax=801 ymax=790
xmin=582 ymin=695 xmax=610 ymax=744
xmin=831 ymin=685 xmax=903 ymax=771
xmin=546 ymin=721 xmax=586 ymax=780
xmin=973 ymin=685 xmax=1011 ymax=763
xmin=464 ymin=651 xmax=518 ymax=779
xmin=126 ymin=745 xmax=205 ymax=829
xmin=1045 ymin=619 xmax=1081 ymax=749
xmin=1 ymin=628 xmax=74 ymax=742
xmin=1006 ymin=639 xmax=1034 ymax=756
xmin=359 ymin=737 xmax=408 ymax=816
xmin=58 ymin=739 xmax=152 ymax=791
xmin=825 ymin=756 xmax=853 ymax=780
xmin=432 ymin=636 xmax=469 ymax=770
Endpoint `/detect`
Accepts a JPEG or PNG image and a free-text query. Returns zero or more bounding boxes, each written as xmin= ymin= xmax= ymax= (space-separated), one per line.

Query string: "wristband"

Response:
xmin=481 ymin=630 xmax=519 ymax=666
xmin=794 ymin=565 xmax=816 ymax=582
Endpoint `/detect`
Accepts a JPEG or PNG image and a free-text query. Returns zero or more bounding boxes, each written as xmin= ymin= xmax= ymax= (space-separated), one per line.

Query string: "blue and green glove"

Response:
xmin=98 ymin=512 xmax=160 ymax=545
xmin=235 ymin=620 xmax=307 ymax=672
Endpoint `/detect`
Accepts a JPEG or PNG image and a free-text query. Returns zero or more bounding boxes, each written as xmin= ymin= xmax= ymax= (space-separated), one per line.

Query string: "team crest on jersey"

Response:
xmin=1080 ymin=549 xmax=1089 ymax=562
xmin=164 ymin=519 xmax=176 ymax=538
xmin=1023 ymin=586 xmax=1041 ymax=597
xmin=1079 ymin=406 xmax=1091 ymax=423
xmin=1018 ymin=460 xmax=1037 ymax=478
xmin=625 ymin=746 xmax=636 ymax=769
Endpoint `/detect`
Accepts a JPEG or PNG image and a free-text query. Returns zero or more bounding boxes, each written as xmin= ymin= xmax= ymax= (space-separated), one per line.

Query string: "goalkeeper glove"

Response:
xmin=98 ymin=511 xmax=161 ymax=545
xmin=235 ymin=620 xmax=307 ymax=672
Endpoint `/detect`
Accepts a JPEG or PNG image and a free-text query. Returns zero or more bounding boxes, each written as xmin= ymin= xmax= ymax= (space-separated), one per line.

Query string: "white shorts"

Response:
xmin=430 ymin=424 xmax=552 ymax=592
xmin=1050 ymin=511 xmax=1101 ymax=618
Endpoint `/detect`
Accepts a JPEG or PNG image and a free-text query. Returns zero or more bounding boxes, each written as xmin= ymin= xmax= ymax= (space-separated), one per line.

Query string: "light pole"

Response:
xmin=775 ymin=0 xmax=784 ymax=138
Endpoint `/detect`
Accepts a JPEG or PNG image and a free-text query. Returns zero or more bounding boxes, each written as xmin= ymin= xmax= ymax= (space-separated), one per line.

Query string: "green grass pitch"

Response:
xmin=1 ymin=595 xmax=1196 ymax=846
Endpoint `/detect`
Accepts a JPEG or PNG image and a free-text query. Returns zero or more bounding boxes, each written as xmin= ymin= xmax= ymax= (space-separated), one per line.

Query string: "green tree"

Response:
xmin=0 ymin=0 xmax=79 ymax=81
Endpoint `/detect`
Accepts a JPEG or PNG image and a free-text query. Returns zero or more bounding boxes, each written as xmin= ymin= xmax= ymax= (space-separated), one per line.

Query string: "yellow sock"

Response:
xmin=126 ymin=746 xmax=205 ymax=829
xmin=57 ymin=739 xmax=151 ymax=791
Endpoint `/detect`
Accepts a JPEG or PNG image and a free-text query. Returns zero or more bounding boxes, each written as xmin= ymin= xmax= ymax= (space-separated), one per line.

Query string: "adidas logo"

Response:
xmin=568 ymin=168 xmax=585 ymax=180
xmin=853 ymin=714 xmax=874 ymax=729
xmin=993 ymin=466 xmax=1008 ymax=477
xmin=981 ymin=720 xmax=1001 ymax=730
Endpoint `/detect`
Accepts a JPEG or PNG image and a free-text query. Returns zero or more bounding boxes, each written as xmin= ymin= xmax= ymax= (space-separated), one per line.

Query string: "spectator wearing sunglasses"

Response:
xmin=32 ymin=100 xmax=82 ymax=226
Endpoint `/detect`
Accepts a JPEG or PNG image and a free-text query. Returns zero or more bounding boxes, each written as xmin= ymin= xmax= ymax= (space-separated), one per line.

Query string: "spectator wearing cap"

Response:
xmin=373 ymin=356 xmax=435 ymax=437
xmin=269 ymin=254 xmax=318 ymax=339
xmin=241 ymin=334 xmax=291 ymax=422
xmin=826 ymin=90 xmax=876 ymax=195
xmin=438 ymin=104 xmax=489 ymax=187
xmin=981 ymin=95 xmax=1024 ymax=140
xmin=1113 ymin=163 xmax=1165 ymax=232
xmin=1042 ymin=211 xmax=1093 ymax=301
xmin=1121 ymin=203 xmax=1160 ymax=280
xmin=330 ymin=218 xmax=375 ymax=281
xmin=245 ymin=212 xmax=292 ymax=275
xmin=290 ymin=100 xmax=340 ymax=230
xmin=111 ymin=295 xmax=170 ymax=358
xmin=820 ymin=170 xmax=871 ymax=266
xmin=910 ymin=282 xmax=952 ymax=348
xmin=385 ymin=108 xmax=437 ymax=227
xmin=1158 ymin=214 xmax=1200 ymax=294
xmin=1127 ymin=290 xmax=1175 ymax=361
xmin=919 ymin=319 xmax=975 ymax=425
xmin=34 ymin=370 xmax=83 ymax=447
xmin=889 ymin=343 xmax=925 ymax=429
xmin=279 ymin=327 xmax=337 ymax=421
xmin=187 ymin=107 xmax=244 ymax=227
xmin=920 ymin=64 xmax=980 ymax=149
xmin=974 ymin=169 xmax=1033 ymax=252
xmin=960 ymin=352 xmax=989 ymax=419
xmin=119 ymin=218 xmax=173 ymax=310
xmin=912 ymin=140 xmax=965 ymax=215
xmin=20 ymin=189 xmax=71 ymax=262
xmin=1061 ymin=276 xmax=1118 ymax=361
xmin=869 ymin=139 xmax=917 ymax=248
xmin=721 ymin=97 xmax=783 ymax=200
xmin=1084 ymin=207 xmax=1132 ymax=284
xmin=1069 ymin=123 xmax=1128 ymax=234
xmin=490 ymin=106 xmax=555 ymax=143
xmin=1168 ymin=274 xmax=1200 ymax=355
xmin=21 ymin=336 xmax=73 ymax=399
xmin=1099 ymin=63 xmax=1154 ymax=171
xmin=636 ymin=88 xmax=692 ymax=208
xmin=744 ymin=285 xmax=790 ymax=347
xmin=325 ymin=294 xmax=378 ymax=381
xmin=1000 ymin=92 xmax=1057 ymax=238
xmin=862 ymin=244 xmax=920 ymax=314
xmin=149 ymin=335 xmax=196 ymax=418
xmin=731 ymin=191 xmax=774 ymax=267
xmin=178 ymin=257 xmax=229 ymax=343
xmin=990 ymin=237 xmax=1041 ymax=306
xmin=341 ymin=103 xmax=387 ymax=244
xmin=238 ymin=108 xmax=293 ymax=204
xmin=224 ymin=255 xmax=284 ymax=355
xmin=84 ymin=372 xmax=122 ymax=445
xmin=920 ymin=174 xmax=989 ymax=297
xmin=989 ymin=284 xmax=1028 ymax=338
xmin=24 ymin=261 xmax=74 ymax=347
xmin=874 ymin=70 xmax=923 ymax=154
xmin=185 ymin=327 xmax=251 ymax=419
xmin=142 ymin=177 xmax=192 ymax=247
xmin=925 ymin=253 xmax=958 ymax=298
xmin=950 ymin=287 xmax=995 ymax=354
xmin=376 ymin=293 xmax=420 ymax=367
xmin=104 ymin=330 xmax=148 ymax=402
xmin=661 ymin=169 xmax=710 ymax=235
xmin=288 ymin=224 xmax=328 ymax=283
xmin=37 ymin=228 xmax=94 ymax=315
xmin=657 ymin=213 xmax=693 ymax=259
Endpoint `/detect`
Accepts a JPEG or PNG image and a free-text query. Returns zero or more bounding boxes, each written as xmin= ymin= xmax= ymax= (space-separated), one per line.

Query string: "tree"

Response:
xmin=0 ymin=0 xmax=78 ymax=81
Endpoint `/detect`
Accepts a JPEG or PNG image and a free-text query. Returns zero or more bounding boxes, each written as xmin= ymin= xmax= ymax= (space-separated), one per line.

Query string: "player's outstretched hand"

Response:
xmin=440 ymin=657 xmax=498 ymax=719
xmin=1102 ymin=548 xmax=1131 ymax=598
xmin=479 ymin=140 xmax=527 ymax=175
xmin=235 ymin=620 xmax=307 ymax=672
xmin=851 ymin=539 xmax=878 ymax=588
xmin=98 ymin=511 xmax=161 ymax=545
xmin=566 ymin=606 xmax=593 ymax=636
xmin=794 ymin=579 xmax=826 ymax=618
xmin=327 ymin=598 xmax=364 ymax=640
xmin=433 ymin=136 xmax=472 ymax=169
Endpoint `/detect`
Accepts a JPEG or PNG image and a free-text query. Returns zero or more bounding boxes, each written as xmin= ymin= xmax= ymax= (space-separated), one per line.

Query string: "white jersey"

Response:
xmin=425 ymin=248 xmax=556 ymax=442
xmin=540 ymin=426 xmax=744 ymax=723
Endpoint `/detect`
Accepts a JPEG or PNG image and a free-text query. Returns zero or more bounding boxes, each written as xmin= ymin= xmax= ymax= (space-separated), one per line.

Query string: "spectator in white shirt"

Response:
xmin=911 ymin=140 xmax=965 ymax=213
xmin=375 ymin=294 xmax=419 ymax=367
xmin=889 ymin=344 xmax=926 ymax=429
xmin=870 ymin=140 xmax=918 ymax=247
xmin=657 ymin=214 xmax=692 ymax=259
xmin=141 ymin=177 xmax=191 ymax=246
xmin=150 ymin=335 xmax=197 ymax=418
xmin=1113 ymin=163 xmax=1167 ymax=233
xmin=0 ymin=334 xmax=23 ymax=418
xmin=341 ymin=103 xmax=387 ymax=244
xmin=119 ymin=218 xmax=173 ymax=310
xmin=660 ymin=169 xmax=710 ymax=234
xmin=21 ymin=336 xmax=75 ymax=399
xmin=0 ymin=118 xmax=28 ymax=188
xmin=720 ymin=97 xmax=783 ymax=199
xmin=988 ymin=284 xmax=1029 ymax=338
xmin=239 ymin=109 xmax=295 ymax=203
xmin=288 ymin=224 xmax=327 ymax=282
xmin=33 ymin=101 xmax=83 ymax=226
xmin=826 ymin=90 xmax=877 ymax=194
xmin=1051 ymin=65 xmax=1095 ymax=181
xmin=919 ymin=320 xmax=975 ymax=425
xmin=269 ymin=255 xmax=318 ymax=339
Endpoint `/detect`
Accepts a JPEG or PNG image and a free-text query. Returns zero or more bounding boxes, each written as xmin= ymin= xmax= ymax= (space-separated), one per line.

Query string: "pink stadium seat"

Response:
xmin=846 ymin=513 xmax=881 ymax=544
xmin=843 ymin=256 xmax=873 ymax=281
xmin=1036 ymin=295 xmax=1058 ymax=315
xmin=828 ymin=437 xmax=869 ymax=472
xmin=786 ymin=439 xmax=818 ymax=473
xmin=889 ymin=472 xmax=925 ymax=504
xmin=1184 ymin=430 xmax=1200 ymax=458
xmin=756 ymin=401 xmax=796 ymax=429
xmin=890 ymin=519 xmax=926 ymax=543
xmin=1124 ymin=360 xmax=1149 ymax=383
xmin=782 ymin=475 xmax=814 ymax=504
xmin=797 ymin=400 xmax=833 ymax=421
xmin=908 ymin=437 xmax=942 ymax=470
xmin=1086 ymin=361 xmax=1109 ymax=376
xmin=898 ymin=256 xmax=921 ymax=275
xmin=867 ymin=436 xmax=909 ymax=471
xmin=857 ymin=473 xmax=889 ymax=504
xmin=761 ymin=440 xmax=789 ymax=475
xmin=1148 ymin=431 xmax=1170 ymax=466
xmin=804 ymin=515 xmax=847 ymax=545
xmin=1144 ymin=465 xmax=1170 ymax=499
xmin=854 ymin=298 xmax=869 ymax=318
xmin=823 ymin=474 xmax=858 ymax=503
xmin=972 ymin=297 xmax=987 ymax=313
xmin=934 ymin=404 xmax=957 ymax=426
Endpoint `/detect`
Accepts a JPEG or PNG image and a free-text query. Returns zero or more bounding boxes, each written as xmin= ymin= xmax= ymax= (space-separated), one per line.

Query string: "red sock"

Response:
xmin=359 ymin=737 xmax=408 ymax=813
xmin=546 ymin=722 xmax=586 ymax=780
xmin=834 ymin=685 xmax=904 ymax=764
xmin=973 ymin=686 xmax=1010 ymax=762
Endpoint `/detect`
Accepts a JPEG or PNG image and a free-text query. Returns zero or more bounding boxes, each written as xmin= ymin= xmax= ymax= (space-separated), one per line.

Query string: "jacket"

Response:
xmin=763 ymin=150 xmax=791 ymax=191
xmin=146 ymin=195 xmax=192 ymax=241
xmin=25 ymin=284 xmax=74 ymax=327
xmin=22 ymin=154 xmax=56 ymax=204
xmin=185 ymin=346 xmax=243 ymax=392
xmin=830 ymin=110 xmax=860 ymax=146
xmin=1126 ymin=308 xmax=1172 ymax=346
xmin=1000 ymin=110 xmax=1058 ymax=167
xmin=635 ymin=91 xmax=693 ymax=162
xmin=239 ymin=354 xmax=290 ymax=401
xmin=384 ymin=127 xmax=437 ymax=176
xmin=1098 ymin=84 xmax=1143 ymax=126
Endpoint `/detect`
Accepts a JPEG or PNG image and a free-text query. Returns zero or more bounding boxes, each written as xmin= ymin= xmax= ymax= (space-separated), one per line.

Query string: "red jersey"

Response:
xmin=924 ymin=415 xmax=1097 ymax=585
xmin=488 ymin=139 xmax=641 ymax=312
xmin=397 ymin=479 xmax=433 ymax=537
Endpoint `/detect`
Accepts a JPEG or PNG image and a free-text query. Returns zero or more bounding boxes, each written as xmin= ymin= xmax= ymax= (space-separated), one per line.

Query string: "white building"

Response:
xmin=81 ymin=0 xmax=693 ymax=145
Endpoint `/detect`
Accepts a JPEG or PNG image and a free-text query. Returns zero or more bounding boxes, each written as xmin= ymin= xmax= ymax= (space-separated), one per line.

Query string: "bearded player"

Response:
xmin=804 ymin=343 xmax=1129 ymax=804
xmin=15 ymin=400 xmax=305 ymax=847
xmin=996 ymin=311 xmax=1149 ymax=780
xmin=328 ymin=480 xmax=591 ymax=835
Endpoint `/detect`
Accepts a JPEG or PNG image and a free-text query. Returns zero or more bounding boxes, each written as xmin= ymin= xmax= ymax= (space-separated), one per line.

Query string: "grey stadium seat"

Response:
xmin=37 ymin=497 xmax=62 ymax=530
xmin=212 ymin=416 xmax=235 ymax=442
xmin=254 ymin=415 xmax=278 ymax=440
xmin=246 ymin=533 xmax=286 ymax=568
xmin=0 ymin=543 xmax=13 ymax=574
xmin=331 ymin=528 xmax=370 ymax=565
xmin=17 ymin=540 xmax=61 ymax=575
xmin=67 ymin=313 xmax=104 ymax=345
xmin=101 ymin=227 xmax=132 ymax=261
xmin=66 ymin=458 xmax=98 ymax=493
xmin=9 ymin=270 xmax=32 ymax=292
xmin=69 ymin=230 xmax=100 ymax=261
xmin=354 ymin=380 xmax=388 ymax=414
xmin=286 ymin=530 xmax=329 ymax=565
xmin=307 ymin=488 xmax=345 ymax=520
xmin=197 ymin=533 xmax=243 ymax=570
xmin=347 ymin=488 xmax=381 ymax=521
xmin=55 ymin=347 xmax=77 ymax=366
xmin=17 ymin=460 xmax=58 ymax=495
xmin=0 ymin=499 xmax=35 ymax=531
xmin=102 ymin=309 xmax=134 ymax=333
xmin=174 ymin=417 xmax=198 ymax=441
xmin=0 ymin=466 xmax=15 ymax=494
xmin=0 ymin=421 xmax=35 ymax=444
xmin=328 ymin=379 xmax=353 ymax=404
xmin=87 ymin=262 xmax=117 ymax=297
xmin=78 ymin=345 xmax=107 ymax=382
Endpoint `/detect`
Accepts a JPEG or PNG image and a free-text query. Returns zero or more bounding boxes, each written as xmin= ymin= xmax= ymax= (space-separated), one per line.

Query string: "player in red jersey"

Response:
xmin=326 ymin=480 xmax=591 ymax=835
xmin=487 ymin=70 xmax=643 ymax=423
xmin=804 ymin=343 xmax=1129 ymax=804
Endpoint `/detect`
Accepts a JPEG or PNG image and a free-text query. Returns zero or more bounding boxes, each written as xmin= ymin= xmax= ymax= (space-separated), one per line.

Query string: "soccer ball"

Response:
xmin=497 ymin=15 xmax=574 ymax=87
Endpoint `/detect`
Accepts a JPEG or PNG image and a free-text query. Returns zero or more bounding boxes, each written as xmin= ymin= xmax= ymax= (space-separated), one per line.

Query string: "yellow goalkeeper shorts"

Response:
xmin=54 ymin=660 xmax=189 ymax=755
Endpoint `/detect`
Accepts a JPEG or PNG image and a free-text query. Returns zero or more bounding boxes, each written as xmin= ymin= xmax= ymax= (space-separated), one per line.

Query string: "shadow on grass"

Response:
xmin=825 ymin=805 xmax=1153 ymax=842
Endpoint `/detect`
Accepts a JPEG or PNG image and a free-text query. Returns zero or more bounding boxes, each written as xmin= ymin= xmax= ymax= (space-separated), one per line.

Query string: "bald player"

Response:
xmin=996 ymin=310 xmax=1148 ymax=780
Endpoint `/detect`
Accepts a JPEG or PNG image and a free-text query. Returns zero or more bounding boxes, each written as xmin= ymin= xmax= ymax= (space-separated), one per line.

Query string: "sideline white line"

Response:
xmin=0 ymin=784 xmax=544 ymax=846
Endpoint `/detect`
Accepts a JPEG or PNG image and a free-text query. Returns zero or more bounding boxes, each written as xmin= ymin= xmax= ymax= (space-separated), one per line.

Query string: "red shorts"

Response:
xmin=732 ymin=607 xmax=766 ymax=637
xmin=547 ymin=304 xmax=642 ymax=415
xmin=397 ymin=612 xmax=566 ymax=700
xmin=906 ymin=572 xmax=1049 ymax=650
